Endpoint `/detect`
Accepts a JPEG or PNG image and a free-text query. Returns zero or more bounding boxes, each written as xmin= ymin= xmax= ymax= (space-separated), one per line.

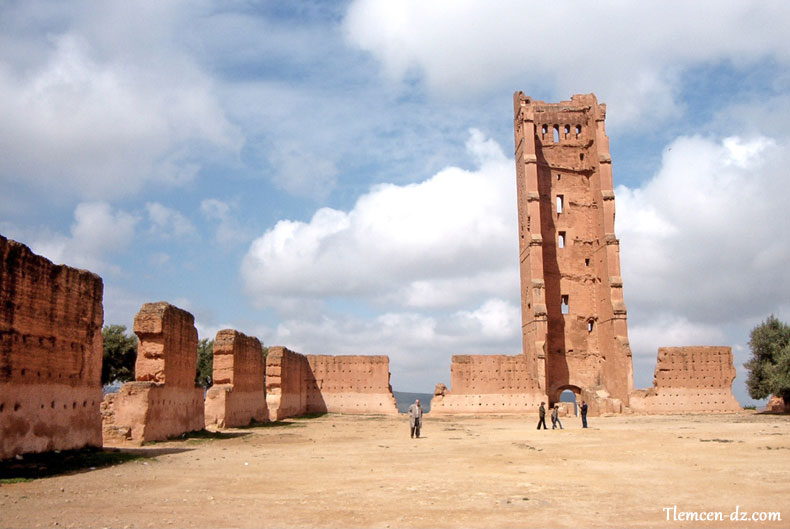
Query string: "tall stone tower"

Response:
xmin=513 ymin=92 xmax=633 ymax=405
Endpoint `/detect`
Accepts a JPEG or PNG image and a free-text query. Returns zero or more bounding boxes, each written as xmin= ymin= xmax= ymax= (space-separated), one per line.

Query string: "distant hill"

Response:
xmin=393 ymin=391 xmax=433 ymax=413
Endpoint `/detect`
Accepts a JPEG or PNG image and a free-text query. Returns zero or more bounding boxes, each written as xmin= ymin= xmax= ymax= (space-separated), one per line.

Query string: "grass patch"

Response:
xmin=291 ymin=412 xmax=328 ymax=420
xmin=155 ymin=429 xmax=249 ymax=444
xmin=0 ymin=447 xmax=143 ymax=482
xmin=239 ymin=420 xmax=305 ymax=429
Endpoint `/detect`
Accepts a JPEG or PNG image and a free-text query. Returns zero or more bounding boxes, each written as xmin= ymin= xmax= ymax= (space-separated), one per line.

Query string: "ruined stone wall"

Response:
xmin=305 ymin=355 xmax=398 ymax=414
xmin=265 ymin=346 xmax=312 ymax=421
xmin=430 ymin=355 xmax=546 ymax=414
xmin=0 ymin=235 xmax=104 ymax=459
xmin=205 ymin=329 xmax=267 ymax=428
xmin=103 ymin=302 xmax=203 ymax=443
xmin=266 ymin=347 xmax=399 ymax=420
xmin=513 ymin=92 xmax=633 ymax=405
xmin=629 ymin=347 xmax=741 ymax=413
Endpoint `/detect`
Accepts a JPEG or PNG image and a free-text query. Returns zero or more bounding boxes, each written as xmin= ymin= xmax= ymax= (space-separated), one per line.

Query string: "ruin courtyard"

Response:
xmin=2 ymin=412 xmax=788 ymax=528
xmin=1 ymin=92 xmax=788 ymax=527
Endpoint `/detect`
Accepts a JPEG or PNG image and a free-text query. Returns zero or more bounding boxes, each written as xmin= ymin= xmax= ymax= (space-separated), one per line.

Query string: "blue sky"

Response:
xmin=2 ymin=1 xmax=790 ymax=403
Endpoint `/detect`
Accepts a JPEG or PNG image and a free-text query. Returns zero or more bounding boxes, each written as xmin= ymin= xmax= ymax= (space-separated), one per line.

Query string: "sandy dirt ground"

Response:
xmin=1 ymin=412 xmax=788 ymax=528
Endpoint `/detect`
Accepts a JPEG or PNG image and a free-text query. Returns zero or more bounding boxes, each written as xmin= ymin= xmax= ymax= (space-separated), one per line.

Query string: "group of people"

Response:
xmin=407 ymin=398 xmax=589 ymax=438
xmin=536 ymin=400 xmax=588 ymax=429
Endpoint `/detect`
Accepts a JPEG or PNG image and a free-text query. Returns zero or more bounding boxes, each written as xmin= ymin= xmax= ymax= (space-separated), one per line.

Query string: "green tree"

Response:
xmin=745 ymin=315 xmax=790 ymax=403
xmin=196 ymin=338 xmax=214 ymax=388
xmin=102 ymin=325 xmax=138 ymax=385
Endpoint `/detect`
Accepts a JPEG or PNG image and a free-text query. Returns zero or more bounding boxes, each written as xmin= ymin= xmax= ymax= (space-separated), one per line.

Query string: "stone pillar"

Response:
xmin=205 ymin=329 xmax=267 ymax=428
xmin=103 ymin=302 xmax=204 ymax=443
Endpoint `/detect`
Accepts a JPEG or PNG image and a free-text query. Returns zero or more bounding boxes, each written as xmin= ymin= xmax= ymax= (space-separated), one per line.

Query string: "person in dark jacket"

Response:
xmin=581 ymin=400 xmax=588 ymax=428
xmin=537 ymin=402 xmax=548 ymax=430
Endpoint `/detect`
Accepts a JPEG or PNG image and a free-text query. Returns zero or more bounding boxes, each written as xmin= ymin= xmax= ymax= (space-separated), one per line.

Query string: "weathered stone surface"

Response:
xmin=765 ymin=395 xmax=789 ymax=412
xmin=430 ymin=355 xmax=546 ymax=414
xmin=629 ymin=347 xmax=741 ymax=413
xmin=205 ymin=329 xmax=267 ymax=428
xmin=103 ymin=302 xmax=204 ymax=443
xmin=266 ymin=347 xmax=398 ymax=420
xmin=0 ymin=235 xmax=103 ymax=459
xmin=513 ymin=92 xmax=634 ymax=407
xmin=133 ymin=302 xmax=198 ymax=388
xmin=265 ymin=346 xmax=311 ymax=421
xmin=306 ymin=355 xmax=398 ymax=415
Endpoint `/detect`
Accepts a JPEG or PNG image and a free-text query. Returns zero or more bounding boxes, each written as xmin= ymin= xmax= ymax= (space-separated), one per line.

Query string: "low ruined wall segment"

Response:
xmin=629 ymin=346 xmax=741 ymax=413
xmin=205 ymin=329 xmax=267 ymax=428
xmin=306 ymin=355 xmax=398 ymax=414
xmin=266 ymin=347 xmax=399 ymax=420
xmin=0 ymin=235 xmax=104 ymax=459
xmin=430 ymin=355 xmax=546 ymax=414
xmin=103 ymin=302 xmax=204 ymax=443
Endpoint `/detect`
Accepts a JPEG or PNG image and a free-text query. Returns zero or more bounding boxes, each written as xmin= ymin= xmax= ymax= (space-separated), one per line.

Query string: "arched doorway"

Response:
xmin=553 ymin=385 xmax=581 ymax=416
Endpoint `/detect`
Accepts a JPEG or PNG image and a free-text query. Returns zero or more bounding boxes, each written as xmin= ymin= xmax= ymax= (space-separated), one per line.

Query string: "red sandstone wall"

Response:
xmin=430 ymin=355 xmax=546 ymax=414
xmin=629 ymin=347 xmax=741 ymax=413
xmin=266 ymin=347 xmax=399 ymax=420
xmin=266 ymin=346 xmax=312 ymax=421
xmin=305 ymin=355 xmax=398 ymax=414
xmin=134 ymin=302 xmax=198 ymax=388
xmin=205 ymin=329 xmax=267 ymax=428
xmin=103 ymin=302 xmax=204 ymax=443
xmin=0 ymin=235 xmax=104 ymax=459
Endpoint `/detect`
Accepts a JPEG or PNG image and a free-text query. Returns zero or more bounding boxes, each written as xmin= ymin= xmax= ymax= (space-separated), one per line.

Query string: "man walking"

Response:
xmin=408 ymin=399 xmax=423 ymax=438
xmin=537 ymin=401 xmax=548 ymax=430
xmin=552 ymin=404 xmax=563 ymax=429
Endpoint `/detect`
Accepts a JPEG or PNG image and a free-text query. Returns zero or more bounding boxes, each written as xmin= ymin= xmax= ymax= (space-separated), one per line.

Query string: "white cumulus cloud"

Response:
xmin=344 ymin=0 xmax=790 ymax=128
xmin=241 ymin=129 xmax=518 ymax=310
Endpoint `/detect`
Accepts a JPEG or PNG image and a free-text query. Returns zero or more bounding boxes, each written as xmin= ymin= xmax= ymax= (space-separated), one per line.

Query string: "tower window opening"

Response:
xmin=556 ymin=195 xmax=563 ymax=214
xmin=561 ymin=295 xmax=569 ymax=315
xmin=558 ymin=232 xmax=566 ymax=248
xmin=580 ymin=153 xmax=585 ymax=161
xmin=542 ymin=124 xmax=548 ymax=134
xmin=576 ymin=125 xmax=582 ymax=135
xmin=564 ymin=124 xmax=570 ymax=134
xmin=553 ymin=125 xmax=559 ymax=143
xmin=585 ymin=258 xmax=590 ymax=267
xmin=587 ymin=320 xmax=594 ymax=332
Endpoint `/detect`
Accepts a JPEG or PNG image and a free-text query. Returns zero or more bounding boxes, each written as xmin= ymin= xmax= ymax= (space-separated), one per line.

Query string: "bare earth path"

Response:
xmin=1 ymin=413 xmax=788 ymax=528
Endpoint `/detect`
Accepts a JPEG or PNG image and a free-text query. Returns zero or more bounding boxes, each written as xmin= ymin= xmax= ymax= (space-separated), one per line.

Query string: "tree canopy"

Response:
xmin=101 ymin=325 xmax=138 ymax=385
xmin=196 ymin=338 xmax=214 ymax=388
xmin=745 ymin=315 xmax=790 ymax=403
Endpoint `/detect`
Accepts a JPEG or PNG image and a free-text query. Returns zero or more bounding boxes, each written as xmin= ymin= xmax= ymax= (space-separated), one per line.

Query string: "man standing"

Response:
xmin=408 ymin=399 xmax=423 ymax=438
xmin=537 ymin=401 xmax=548 ymax=430
xmin=580 ymin=400 xmax=588 ymax=428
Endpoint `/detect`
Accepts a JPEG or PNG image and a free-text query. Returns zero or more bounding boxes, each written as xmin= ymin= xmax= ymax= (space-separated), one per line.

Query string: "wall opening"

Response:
xmin=585 ymin=258 xmax=590 ymax=267
xmin=561 ymin=295 xmax=569 ymax=314
xmin=559 ymin=389 xmax=578 ymax=415
xmin=575 ymin=125 xmax=582 ymax=135
xmin=542 ymin=124 xmax=548 ymax=134
xmin=587 ymin=319 xmax=594 ymax=332
xmin=558 ymin=232 xmax=566 ymax=248
xmin=553 ymin=125 xmax=559 ymax=143
xmin=556 ymin=195 xmax=564 ymax=214
xmin=564 ymin=124 xmax=570 ymax=135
